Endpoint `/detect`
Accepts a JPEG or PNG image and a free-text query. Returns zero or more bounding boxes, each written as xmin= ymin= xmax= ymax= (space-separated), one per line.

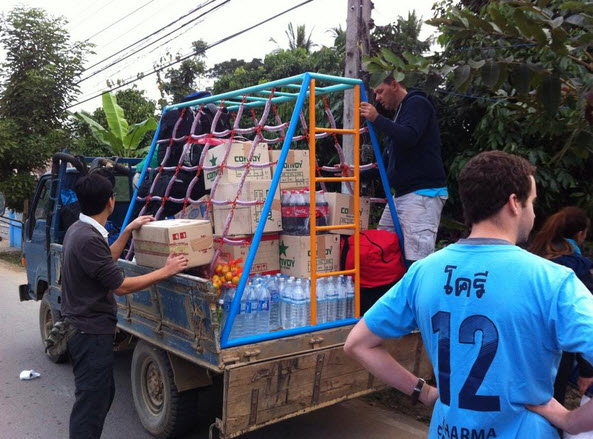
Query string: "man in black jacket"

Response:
xmin=62 ymin=173 xmax=188 ymax=438
xmin=361 ymin=75 xmax=447 ymax=263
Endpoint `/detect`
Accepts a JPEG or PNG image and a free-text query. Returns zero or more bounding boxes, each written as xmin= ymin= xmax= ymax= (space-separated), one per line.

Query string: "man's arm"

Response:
xmin=110 ymin=215 xmax=154 ymax=261
xmin=114 ymin=253 xmax=188 ymax=296
xmin=344 ymin=318 xmax=438 ymax=406
xmin=527 ymin=398 xmax=593 ymax=434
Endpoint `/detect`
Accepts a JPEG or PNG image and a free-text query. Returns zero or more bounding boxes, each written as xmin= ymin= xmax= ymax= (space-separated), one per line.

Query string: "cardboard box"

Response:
xmin=279 ymin=234 xmax=340 ymax=278
xmin=217 ymin=233 xmax=280 ymax=276
xmin=211 ymin=180 xmax=282 ymax=236
xmin=133 ymin=219 xmax=214 ymax=268
xmin=324 ymin=192 xmax=370 ymax=235
xmin=269 ymin=149 xmax=310 ymax=189
xmin=204 ymin=140 xmax=271 ymax=189
xmin=174 ymin=195 xmax=212 ymax=224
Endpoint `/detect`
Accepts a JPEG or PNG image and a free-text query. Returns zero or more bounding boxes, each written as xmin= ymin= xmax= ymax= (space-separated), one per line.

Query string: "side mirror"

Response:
xmin=0 ymin=193 xmax=5 ymax=216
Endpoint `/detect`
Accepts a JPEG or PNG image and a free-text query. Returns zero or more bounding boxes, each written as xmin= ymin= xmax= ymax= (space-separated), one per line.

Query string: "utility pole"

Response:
xmin=342 ymin=0 xmax=372 ymax=193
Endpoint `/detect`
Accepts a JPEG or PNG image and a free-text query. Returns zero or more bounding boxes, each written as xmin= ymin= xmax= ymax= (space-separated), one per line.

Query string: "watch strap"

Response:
xmin=411 ymin=378 xmax=425 ymax=405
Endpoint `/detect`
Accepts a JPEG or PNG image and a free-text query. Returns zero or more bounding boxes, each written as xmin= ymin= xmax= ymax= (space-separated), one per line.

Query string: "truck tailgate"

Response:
xmin=218 ymin=332 xmax=432 ymax=438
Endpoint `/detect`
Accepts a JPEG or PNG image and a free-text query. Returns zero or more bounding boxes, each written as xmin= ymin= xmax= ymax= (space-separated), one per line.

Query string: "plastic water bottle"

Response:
xmin=255 ymin=280 xmax=270 ymax=334
xmin=304 ymin=278 xmax=312 ymax=326
xmin=244 ymin=283 xmax=258 ymax=336
xmin=345 ymin=276 xmax=355 ymax=318
xmin=232 ymin=286 xmax=248 ymax=339
xmin=325 ymin=276 xmax=338 ymax=322
xmin=282 ymin=277 xmax=295 ymax=328
xmin=220 ymin=286 xmax=235 ymax=332
xmin=281 ymin=189 xmax=293 ymax=234
xmin=266 ymin=275 xmax=281 ymax=330
xmin=292 ymin=278 xmax=308 ymax=328
xmin=316 ymin=190 xmax=330 ymax=229
xmin=315 ymin=277 xmax=327 ymax=324
xmin=276 ymin=275 xmax=286 ymax=329
xmin=294 ymin=190 xmax=308 ymax=235
xmin=336 ymin=275 xmax=347 ymax=320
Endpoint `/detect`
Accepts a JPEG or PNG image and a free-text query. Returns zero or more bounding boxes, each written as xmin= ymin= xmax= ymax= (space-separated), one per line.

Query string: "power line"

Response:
xmin=77 ymin=0 xmax=228 ymax=85
xmin=79 ymin=0 xmax=220 ymax=77
xmin=83 ymin=0 xmax=157 ymax=42
xmin=69 ymin=0 xmax=315 ymax=109
xmin=70 ymin=0 xmax=118 ymax=32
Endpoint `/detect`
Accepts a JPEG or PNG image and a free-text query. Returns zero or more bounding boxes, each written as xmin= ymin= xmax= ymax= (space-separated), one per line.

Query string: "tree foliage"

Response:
xmin=71 ymin=88 xmax=157 ymax=157
xmin=73 ymin=92 xmax=157 ymax=158
xmin=155 ymin=40 xmax=208 ymax=107
xmin=0 ymin=7 xmax=90 ymax=211
xmin=365 ymin=0 xmax=593 ymax=219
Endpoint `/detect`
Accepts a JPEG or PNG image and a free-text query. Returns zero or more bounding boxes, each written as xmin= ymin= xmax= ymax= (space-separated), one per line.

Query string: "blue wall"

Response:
xmin=8 ymin=211 xmax=22 ymax=249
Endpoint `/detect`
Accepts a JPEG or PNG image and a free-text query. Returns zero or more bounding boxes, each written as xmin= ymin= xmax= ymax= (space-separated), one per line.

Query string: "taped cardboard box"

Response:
xmin=204 ymin=140 xmax=271 ymax=189
xmin=324 ymin=192 xmax=370 ymax=235
xmin=211 ymin=180 xmax=282 ymax=236
xmin=279 ymin=234 xmax=340 ymax=278
xmin=217 ymin=233 xmax=280 ymax=276
xmin=133 ymin=219 xmax=214 ymax=268
xmin=269 ymin=149 xmax=310 ymax=189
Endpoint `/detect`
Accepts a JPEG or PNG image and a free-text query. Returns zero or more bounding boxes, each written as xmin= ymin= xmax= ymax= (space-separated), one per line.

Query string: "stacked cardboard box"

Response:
xmin=133 ymin=219 xmax=214 ymax=269
xmin=324 ymin=192 xmax=370 ymax=235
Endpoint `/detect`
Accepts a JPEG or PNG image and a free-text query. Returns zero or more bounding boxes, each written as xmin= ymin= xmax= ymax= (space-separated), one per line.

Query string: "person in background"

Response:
xmin=360 ymin=74 xmax=447 ymax=264
xmin=62 ymin=173 xmax=188 ymax=439
xmin=529 ymin=206 xmax=593 ymax=433
xmin=345 ymin=151 xmax=593 ymax=438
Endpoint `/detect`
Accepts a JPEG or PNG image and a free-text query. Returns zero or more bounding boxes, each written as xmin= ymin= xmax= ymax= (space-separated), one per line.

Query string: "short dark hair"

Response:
xmin=382 ymin=74 xmax=405 ymax=88
xmin=458 ymin=151 xmax=536 ymax=225
xmin=74 ymin=173 xmax=114 ymax=216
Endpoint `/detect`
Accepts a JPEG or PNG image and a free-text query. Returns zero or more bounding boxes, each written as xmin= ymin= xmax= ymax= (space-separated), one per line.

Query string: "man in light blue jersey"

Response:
xmin=345 ymin=150 xmax=593 ymax=438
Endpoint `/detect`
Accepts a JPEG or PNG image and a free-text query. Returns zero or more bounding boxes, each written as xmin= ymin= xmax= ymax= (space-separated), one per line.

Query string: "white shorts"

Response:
xmin=378 ymin=192 xmax=447 ymax=261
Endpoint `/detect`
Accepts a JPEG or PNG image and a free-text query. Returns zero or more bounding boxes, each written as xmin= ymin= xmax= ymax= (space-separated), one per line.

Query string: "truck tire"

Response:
xmin=39 ymin=293 xmax=68 ymax=364
xmin=131 ymin=340 xmax=199 ymax=439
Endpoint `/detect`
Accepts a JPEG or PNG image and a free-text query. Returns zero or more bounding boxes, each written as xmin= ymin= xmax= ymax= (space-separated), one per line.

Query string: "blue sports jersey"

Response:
xmin=364 ymin=240 xmax=593 ymax=438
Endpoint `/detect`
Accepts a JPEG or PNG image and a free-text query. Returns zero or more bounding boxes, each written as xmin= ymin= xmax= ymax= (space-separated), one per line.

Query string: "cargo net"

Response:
xmin=129 ymin=89 xmax=385 ymax=271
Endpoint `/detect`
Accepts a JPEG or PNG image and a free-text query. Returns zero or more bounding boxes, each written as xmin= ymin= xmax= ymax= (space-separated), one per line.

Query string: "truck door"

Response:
xmin=23 ymin=175 xmax=51 ymax=298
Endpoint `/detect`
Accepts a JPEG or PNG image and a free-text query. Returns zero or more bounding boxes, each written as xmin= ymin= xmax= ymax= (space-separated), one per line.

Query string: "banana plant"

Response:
xmin=73 ymin=92 xmax=157 ymax=158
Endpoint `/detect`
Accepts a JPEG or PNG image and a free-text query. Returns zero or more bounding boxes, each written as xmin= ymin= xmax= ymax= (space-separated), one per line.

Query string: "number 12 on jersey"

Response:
xmin=432 ymin=311 xmax=501 ymax=412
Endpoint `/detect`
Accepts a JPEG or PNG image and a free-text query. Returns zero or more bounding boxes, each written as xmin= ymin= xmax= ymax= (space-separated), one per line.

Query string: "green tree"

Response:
xmin=366 ymin=0 xmax=593 ymax=221
xmin=271 ymin=23 xmax=317 ymax=53
xmin=72 ymin=87 xmax=157 ymax=156
xmin=0 ymin=7 xmax=90 ymax=212
xmin=73 ymin=92 xmax=157 ymax=158
xmin=156 ymin=40 xmax=207 ymax=107
xmin=370 ymin=11 xmax=433 ymax=58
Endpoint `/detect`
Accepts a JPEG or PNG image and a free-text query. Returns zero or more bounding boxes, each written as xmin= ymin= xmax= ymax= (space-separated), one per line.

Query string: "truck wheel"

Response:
xmin=39 ymin=293 xmax=68 ymax=363
xmin=131 ymin=340 xmax=199 ymax=439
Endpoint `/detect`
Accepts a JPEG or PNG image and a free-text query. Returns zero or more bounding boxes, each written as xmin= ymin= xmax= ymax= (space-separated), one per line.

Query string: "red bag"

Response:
xmin=340 ymin=230 xmax=406 ymax=288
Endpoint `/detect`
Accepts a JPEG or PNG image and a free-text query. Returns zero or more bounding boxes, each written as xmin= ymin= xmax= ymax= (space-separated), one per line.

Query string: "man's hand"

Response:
xmin=578 ymin=376 xmax=593 ymax=395
xmin=164 ymin=253 xmax=189 ymax=276
xmin=125 ymin=215 xmax=155 ymax=233
xmin=527 ymin=398 xmax=573 ymax=433
xmin=360 ymin=102 xmax=379 ymax=122
xmin=421 ymin=384 xmax=439 ymax=408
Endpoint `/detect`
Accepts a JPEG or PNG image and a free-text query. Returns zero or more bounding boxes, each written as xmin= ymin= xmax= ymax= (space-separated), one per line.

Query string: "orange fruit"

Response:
xmin=225 ymin=272 xmax=233 ymax=281
xmin=213 ymin=281 xmax=220 ymax=290
xmin=212 ymin=275 xmax=220 ymax=283
xmin=231 ymin=276 xmax=240 ymax=285
xmin=215 ymin=264 xmax=223 ymax=275
xmin=221 ymin=264 xmax=230 ymax=274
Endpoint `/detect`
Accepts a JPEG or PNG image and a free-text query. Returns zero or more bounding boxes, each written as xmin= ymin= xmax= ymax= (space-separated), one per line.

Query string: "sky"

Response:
xmin=1 ymin=0 xmax=437 ymax=112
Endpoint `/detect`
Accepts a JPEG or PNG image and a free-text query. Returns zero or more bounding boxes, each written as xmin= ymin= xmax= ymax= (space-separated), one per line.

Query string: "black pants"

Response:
xmin=67 ymin=332 xmax=115 ymax=439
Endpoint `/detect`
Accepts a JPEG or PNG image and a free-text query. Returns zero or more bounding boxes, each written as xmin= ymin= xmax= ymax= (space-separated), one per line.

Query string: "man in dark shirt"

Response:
xmin=361 ymin=75 xmax=447 ymax=263
xmin=62 ymin=173 xmax=188 ymax=439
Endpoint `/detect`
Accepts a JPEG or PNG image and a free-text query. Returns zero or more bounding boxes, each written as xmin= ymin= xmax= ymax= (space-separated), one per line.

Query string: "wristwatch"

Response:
xmin=411 ymin=378 xmax=425 ymax=405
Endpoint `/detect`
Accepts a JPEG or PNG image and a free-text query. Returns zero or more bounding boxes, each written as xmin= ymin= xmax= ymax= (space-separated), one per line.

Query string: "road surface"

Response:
xmin=0 ymin=259 xmax=429 ymax=438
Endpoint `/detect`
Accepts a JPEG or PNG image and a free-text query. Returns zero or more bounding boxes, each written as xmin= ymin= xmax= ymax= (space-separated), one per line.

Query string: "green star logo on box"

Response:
xmin=209 ymin=155 xmax=217 ymax=166
xmin=279 ymin=240 xmax=288 ymax=257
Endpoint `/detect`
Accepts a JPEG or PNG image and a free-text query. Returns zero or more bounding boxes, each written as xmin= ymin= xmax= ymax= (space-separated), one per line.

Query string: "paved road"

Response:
xmin=0 ymin=260 xmax=428 ymax=439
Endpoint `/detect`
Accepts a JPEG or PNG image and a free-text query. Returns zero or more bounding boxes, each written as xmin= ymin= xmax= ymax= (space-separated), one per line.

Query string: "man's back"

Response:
xmin=364 ymin=238 xmax=593 ymax=437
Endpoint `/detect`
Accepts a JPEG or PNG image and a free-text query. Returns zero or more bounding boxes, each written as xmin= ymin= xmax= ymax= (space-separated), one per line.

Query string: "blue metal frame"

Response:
xmin=120 ymin=72 xmax=406 ymax=349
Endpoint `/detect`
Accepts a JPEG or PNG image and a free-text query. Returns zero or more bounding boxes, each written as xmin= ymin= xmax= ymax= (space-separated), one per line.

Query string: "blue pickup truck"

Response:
xmin=15 ymin=72 xmax=431 ymax=439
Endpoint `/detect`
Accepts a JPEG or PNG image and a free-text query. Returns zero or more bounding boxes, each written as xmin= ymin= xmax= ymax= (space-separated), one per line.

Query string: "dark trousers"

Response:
xmin=67 ymin=332 xmax=115 ymax=439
